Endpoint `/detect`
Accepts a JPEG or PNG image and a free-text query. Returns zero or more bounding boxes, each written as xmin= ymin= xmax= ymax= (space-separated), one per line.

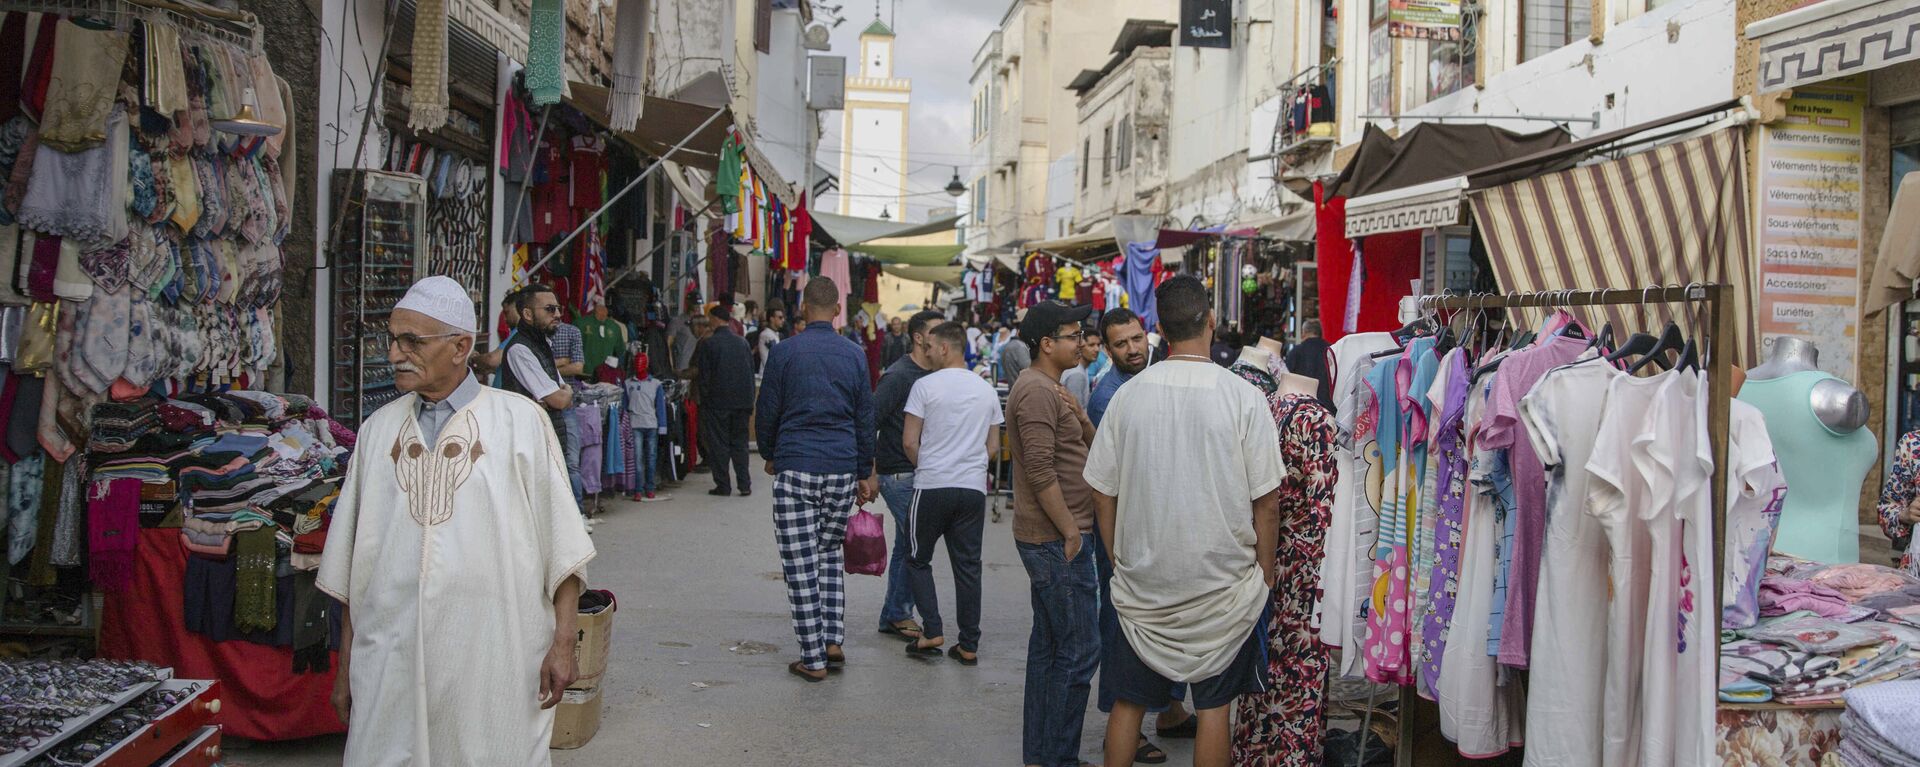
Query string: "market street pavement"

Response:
xmin=231 ymin=478 xmax=1187 ymax=766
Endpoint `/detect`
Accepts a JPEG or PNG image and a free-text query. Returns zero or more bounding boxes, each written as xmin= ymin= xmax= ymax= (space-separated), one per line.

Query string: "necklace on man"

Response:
xmin=1168 ymin=354 xmax=1211 ymax=363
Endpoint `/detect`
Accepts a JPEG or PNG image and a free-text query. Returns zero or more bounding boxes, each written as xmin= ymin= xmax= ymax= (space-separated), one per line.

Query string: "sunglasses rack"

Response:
xmin=328 ymin=169 xmax=427 ymax=429
xmin=0 ymin=664 xmax=169 ymax=767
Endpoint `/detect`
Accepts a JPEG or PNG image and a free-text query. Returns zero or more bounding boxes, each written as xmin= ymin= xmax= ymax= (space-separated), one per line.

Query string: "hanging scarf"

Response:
xmin=19 ymin=13 xmax=57 ymax=122
xmin=234 ymin=525 xmax=278 ymax=633
xmin=18 ymin=107 xmax=125 ymax=243
xmin=526 ymin=0 xmax=565 ymax=106
xmin=87 ymin=477 xmax=139 ymax=591
xmin=38 ymin=21 xmax=129 ymax=152
xmin=408 ymin=0 xmax=449 ymax=131
xmin=145 ymin=22 xmax=189 ymax=117
xmin=608 ymin=0 xmax=650 ymax=130
xmin=0 ymin=14 xmax=26 ymax=125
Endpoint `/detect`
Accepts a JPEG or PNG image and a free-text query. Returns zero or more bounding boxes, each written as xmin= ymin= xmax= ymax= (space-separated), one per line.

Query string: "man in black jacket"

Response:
xmin=691 ymin=304 xmax=757 ymax=496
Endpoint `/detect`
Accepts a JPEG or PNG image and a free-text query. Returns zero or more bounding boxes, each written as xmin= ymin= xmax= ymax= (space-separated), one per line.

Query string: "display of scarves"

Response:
xmin=526 ymin=0 xmax=565 ymax=106
xmin=608 ymin=0 xmax=649 ymax=131
xmin=408 ymin=0 xmax=449 ymax=131
xmin=88 ymin=477 xmax=139 ymax=591
xmin=39 ymin=22 xmax=129 ymax=152
xmin=234 ymin=525 xmax=278 ymax=633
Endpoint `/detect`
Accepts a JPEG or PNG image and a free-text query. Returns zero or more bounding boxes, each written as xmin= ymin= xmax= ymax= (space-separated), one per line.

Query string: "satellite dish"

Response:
xmin=804 ymin=24 xmax=832 ymax=50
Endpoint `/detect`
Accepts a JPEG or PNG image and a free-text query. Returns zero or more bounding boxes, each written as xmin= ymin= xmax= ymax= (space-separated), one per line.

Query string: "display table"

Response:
xmin=97 ymin=529 xmax=343 ymax=741
xmin=0 ymin=664 xmax=220 ymax=767
xmin=1717 ymin=703 xmax=1845 ymax=766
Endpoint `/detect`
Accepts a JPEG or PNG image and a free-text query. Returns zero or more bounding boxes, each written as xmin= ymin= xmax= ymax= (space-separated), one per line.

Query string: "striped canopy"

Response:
xmin=1468 ymin=128 xmax=1756 ymax=364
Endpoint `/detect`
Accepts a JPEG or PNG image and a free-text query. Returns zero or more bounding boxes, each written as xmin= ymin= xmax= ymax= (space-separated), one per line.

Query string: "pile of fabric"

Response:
xmin=1836 ymin=680 xmax=1920 ymax=766
xmin=82 ymin=389 xmax=349 ymax=670
xmin=1720 ymin=556 xmax=1920 ymax=705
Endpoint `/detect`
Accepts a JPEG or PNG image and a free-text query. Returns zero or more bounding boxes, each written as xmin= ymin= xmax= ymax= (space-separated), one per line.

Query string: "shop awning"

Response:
xmin=1747 ymin=0 xmax=1920 ymax=94
xmin=562 ymin=81 xmax=732 ymax=174
xmin=1346 ymin=177 xmax=1469 ymax=238
xmin=882 ymin=264 xmax=967 ymax=283
xmin=1466 ymin=127 xmax=1756 ymax=363
xmin=1028 ymin=223 xmax=1118 ymax=261
xmin=811 ymin=211 xmax=963 ymax=246
xmin=849 ymin=243 xmax=967 ymax=265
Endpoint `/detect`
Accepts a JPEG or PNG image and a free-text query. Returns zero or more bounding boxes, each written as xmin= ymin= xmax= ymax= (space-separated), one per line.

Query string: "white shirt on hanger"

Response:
xmin=1585 ymin=373 xmax=1667 ymax=767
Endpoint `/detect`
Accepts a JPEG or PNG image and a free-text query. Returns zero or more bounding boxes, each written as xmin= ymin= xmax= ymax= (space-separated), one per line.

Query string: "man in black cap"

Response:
xmin=1004 ymin=299 xmax=1105 ymax=767
xmin=690 ymin=304 xmax=757 ymax=496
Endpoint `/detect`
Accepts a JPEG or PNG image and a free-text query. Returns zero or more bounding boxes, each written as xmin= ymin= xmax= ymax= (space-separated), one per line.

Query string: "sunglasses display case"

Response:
xmin=0 ymin=664 xmax=222 ymax=767
xmin=330 ymin=170 xmax=429 ymax=429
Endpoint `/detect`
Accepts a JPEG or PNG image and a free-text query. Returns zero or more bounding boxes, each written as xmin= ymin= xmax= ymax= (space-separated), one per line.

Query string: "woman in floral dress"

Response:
xmin=1232 ymin=390 xmax=1338 ymax=766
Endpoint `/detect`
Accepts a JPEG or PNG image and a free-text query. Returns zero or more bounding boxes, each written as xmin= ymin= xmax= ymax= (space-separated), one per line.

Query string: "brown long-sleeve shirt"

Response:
xmin=1005 ymin=367 xmax=1097 ymax=544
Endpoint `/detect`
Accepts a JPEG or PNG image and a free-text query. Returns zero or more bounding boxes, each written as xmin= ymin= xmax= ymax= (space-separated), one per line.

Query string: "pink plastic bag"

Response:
xmin=844 ymin=507 xmax=887 ymax=576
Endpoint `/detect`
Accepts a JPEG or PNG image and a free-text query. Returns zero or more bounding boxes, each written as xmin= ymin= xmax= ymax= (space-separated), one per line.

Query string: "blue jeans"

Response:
xmin=1094 ymin=524 xmax=1185 ymax=713
xmin=635 ymin=429 xmax=659 ymax=493
xmin=1019 ymin=535 xmax=1101 ymax=767
xmin=877 ymin=473 xmax=917 ymax=627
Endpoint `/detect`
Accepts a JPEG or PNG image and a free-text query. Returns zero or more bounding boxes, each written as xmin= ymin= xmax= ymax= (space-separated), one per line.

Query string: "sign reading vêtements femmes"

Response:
xmin=1757 ymin=76 xmax=1866 ymax=382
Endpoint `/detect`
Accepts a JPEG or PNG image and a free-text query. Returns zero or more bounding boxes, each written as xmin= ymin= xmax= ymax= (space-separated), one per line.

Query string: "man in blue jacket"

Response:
xmin=756 ymin=277 xmax=878 ymax=683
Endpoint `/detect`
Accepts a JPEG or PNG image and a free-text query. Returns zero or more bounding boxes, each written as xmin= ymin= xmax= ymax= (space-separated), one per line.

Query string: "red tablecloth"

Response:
xmin=98 ymin=529 xmax=344 ymax=742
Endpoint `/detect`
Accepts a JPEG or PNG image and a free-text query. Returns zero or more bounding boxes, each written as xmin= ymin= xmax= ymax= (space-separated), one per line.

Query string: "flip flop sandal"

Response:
xmin=826 ymin=650 xmax=846 ymax=669
xmin=878 ymin=621 xmax=924 ymax=640
xmin=946 ymin=647 xmax=979 ymax=666
xmin=905 ymin=642 xmax=945 ymax=660
xmin=1158 ymin=717 xmax=1199 ymax=739
xmin=787 ymin=660 xmax=826 ymax=683
xmin=1134 ymin=734 xmax=1169 ymax=764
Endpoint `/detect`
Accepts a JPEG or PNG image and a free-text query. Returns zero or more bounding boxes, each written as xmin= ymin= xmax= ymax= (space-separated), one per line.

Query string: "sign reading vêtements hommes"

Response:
xmin=1181 ymin=0 xmax=1232 ymax=48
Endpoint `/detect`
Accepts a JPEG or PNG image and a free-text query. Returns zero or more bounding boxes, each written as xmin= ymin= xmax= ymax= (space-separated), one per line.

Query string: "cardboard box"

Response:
xmin=549 ymin=686 xmax=602 ymax=750
xmin=570 ymin=596 xmax=615 ymax=691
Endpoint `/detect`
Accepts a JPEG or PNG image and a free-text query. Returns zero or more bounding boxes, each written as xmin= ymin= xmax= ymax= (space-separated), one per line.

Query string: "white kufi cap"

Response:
xmin=394 ymin=276 xmax=478 ymax=333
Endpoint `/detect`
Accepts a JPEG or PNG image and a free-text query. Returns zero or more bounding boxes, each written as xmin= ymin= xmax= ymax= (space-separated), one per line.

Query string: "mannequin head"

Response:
xmin=632 ymin=352 xmax=650 ymax=380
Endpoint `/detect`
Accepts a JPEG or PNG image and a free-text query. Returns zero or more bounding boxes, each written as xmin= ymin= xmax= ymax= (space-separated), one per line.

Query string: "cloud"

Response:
xmin=815 ymin=0 xmax=1003 ymax=221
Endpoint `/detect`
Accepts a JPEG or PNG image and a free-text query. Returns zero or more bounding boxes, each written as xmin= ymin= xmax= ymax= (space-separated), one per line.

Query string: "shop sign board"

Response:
xmin=1181 ymin=0 xmax=1233 ymax=48
xmin=1390 ymin=0 xmax=1463 ymax=39
xmin=1757 ymin=76 xmax=1866 ymax=382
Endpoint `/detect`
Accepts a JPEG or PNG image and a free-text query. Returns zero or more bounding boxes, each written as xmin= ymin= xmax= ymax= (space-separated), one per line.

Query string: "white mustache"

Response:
xmin=393 ymin=363 xmax=420 ymax=374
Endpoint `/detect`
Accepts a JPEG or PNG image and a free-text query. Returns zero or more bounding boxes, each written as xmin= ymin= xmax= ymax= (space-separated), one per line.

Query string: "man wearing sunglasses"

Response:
xmin=320 ymin=276 xmax=595 ymax=766
xmin=499 ymin=285 xmax=578 ymax=464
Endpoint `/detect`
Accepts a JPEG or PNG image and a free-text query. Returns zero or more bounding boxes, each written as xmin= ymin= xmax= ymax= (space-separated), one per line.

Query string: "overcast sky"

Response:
xmin=814 ymin=0 xmax=1003 ymax=222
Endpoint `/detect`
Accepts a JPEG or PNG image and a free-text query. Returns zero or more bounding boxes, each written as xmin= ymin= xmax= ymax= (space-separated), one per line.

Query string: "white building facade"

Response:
xmin=837 ymin=20 xmax=912 ymax=220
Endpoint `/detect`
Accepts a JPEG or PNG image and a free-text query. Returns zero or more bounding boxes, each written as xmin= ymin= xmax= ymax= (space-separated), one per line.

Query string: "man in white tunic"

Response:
xmin=318 ymin=276 xmax=597 ymax=766
xmin=1084 ymin=276 xmax=1283 ymax=767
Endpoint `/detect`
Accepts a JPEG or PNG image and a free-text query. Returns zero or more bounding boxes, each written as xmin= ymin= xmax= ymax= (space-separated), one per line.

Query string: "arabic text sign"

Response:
xmin=1389 ymin=0 xmax=1462 ymax=39
xmin=1181 ymin=0 xmax=1232 ymax=49
xmin=1756 ymin=77 xmax=1866 ymax=382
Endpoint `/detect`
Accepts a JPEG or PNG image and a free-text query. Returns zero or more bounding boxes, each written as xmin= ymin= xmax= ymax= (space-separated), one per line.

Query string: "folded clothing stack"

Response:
xmin=1838 ymin=680 xmax=1920 ymax=766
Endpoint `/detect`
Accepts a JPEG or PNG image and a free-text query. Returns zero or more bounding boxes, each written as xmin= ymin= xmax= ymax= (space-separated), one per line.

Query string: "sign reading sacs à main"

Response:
xmin=1181 ymin=0 xmax=1232 ymax=49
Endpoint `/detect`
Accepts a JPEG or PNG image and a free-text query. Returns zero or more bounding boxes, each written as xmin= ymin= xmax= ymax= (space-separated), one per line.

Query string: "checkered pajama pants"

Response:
xmin=772 ymin=471 xmax=858 ymax=670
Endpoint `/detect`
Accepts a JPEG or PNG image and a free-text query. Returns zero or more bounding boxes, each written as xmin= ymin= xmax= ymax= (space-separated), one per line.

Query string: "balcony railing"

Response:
xmin=1271 ymin=58 xmax=1339 ymax=164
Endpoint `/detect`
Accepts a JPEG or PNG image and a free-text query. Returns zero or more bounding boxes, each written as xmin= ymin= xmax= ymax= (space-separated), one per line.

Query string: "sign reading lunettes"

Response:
xmin=1181 ymin=0 xmax=1232 ymax=49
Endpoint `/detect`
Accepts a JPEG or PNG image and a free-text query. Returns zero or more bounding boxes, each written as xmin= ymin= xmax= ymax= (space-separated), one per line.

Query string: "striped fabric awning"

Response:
xmin=1468 ymin=127 xmax=1756 ymax=364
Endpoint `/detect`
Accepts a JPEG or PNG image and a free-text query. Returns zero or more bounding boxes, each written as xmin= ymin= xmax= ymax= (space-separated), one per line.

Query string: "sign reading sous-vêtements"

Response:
xmin=1757 ymin=76 xmax=1866 ymax=383
xmin=1181 ymin=0 xmax=1232 ymax=48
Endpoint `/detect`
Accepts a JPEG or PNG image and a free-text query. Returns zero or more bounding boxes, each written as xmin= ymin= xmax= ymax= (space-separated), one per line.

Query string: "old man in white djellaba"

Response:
xmin=317 ymin=276 xmax=597 ymax=765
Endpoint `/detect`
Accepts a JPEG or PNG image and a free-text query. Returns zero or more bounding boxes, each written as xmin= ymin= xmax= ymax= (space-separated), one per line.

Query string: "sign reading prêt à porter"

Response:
xmin=1181 ymin=0 xmax=1232 ymax=48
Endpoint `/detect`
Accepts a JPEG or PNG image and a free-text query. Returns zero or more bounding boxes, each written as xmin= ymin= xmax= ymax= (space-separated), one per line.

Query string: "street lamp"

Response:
xmin=879 ymin=206 xmax=891 ymax=220
xmin=945 ymin=167 xmax=966 ymax=198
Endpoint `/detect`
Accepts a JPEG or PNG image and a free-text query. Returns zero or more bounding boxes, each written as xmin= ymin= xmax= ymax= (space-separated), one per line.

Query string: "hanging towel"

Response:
xmin=527 ymin=0 xmax=565 ymax=106
xmin=88 ymin=477 xmax=140 ymax=591
xmin=38 ymin=22 xmax=128 ymax=152
xmin=608 ymin=0 xmax=650 ymax=131
xmin=407 ymin=0 xmax=448 ymax=131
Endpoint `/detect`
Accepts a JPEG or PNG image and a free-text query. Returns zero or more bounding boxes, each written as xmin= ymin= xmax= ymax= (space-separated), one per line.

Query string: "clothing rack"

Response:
xmin=0 ymin=0 xmax=264 ymax=54
xmin=1388 ymin=283 xmax=1732 ymax=767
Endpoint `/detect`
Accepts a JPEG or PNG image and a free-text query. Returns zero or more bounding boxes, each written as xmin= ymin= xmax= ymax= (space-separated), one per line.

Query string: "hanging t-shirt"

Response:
xmin=569 ymin=135 xmax=605 ymax=211
xmin=904 ymin=368 xmax=1003 ymax=493
xmin=1057 ymin=264 xmax=1083 ymax=301
xmin=1318 ymin=331 xmax=1398 ymax=676
xmin=1723 ymin=401 xmax=1788 ymax=631
xmin=1362 ymin=348 xmax=1411 ymax=685
xmin=1516 ymin=353 xmax=1619 ymax=766
xmin=1475 ymin=333 xmax=1590 ymax=668
xmin=1585 ymin=373 xmax=1666 ymax=767
xmin=1435 ymin=372 xmax=1524 ymax=759
xmin=1090 ymin=278 xmax=1107 ymax=310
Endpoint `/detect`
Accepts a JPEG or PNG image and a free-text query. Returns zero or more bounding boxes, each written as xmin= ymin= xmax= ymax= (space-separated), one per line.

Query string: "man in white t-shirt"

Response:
xmin=901 ymin=322 xmax=1003 ymax=664
xmin=1084 ymin=275 xmax=1284 ymax=767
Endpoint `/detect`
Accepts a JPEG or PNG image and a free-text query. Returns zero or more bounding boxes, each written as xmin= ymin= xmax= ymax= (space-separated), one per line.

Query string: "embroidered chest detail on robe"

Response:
xmin=389 ymin=411 xmax=486 ymax=526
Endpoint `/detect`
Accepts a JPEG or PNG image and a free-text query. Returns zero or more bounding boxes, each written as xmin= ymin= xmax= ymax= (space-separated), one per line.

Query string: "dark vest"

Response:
xmin=501 ymin=327 xmax=568 ymax=438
